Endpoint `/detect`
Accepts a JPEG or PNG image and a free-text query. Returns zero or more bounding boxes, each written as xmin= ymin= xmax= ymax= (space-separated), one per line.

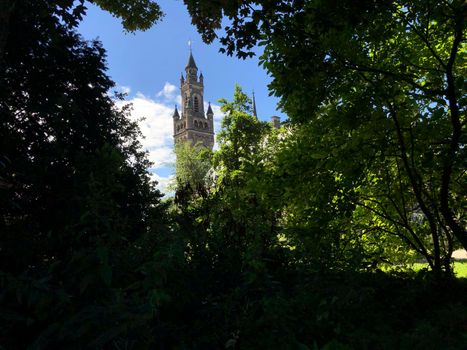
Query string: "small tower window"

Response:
xmin=204 ymin=122 xmax=208 ymax=129
xmin=193 ymin=96 xmax=199 ymax=112
xmin=185 ymin=94 xmax=189 ymax=107
xmin=194 ymin=120 xmax=198 ymax=128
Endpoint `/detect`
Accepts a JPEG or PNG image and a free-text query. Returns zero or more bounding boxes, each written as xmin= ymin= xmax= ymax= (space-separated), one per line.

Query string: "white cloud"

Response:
xmin=156 ymin=82 xmax=178 ymax=101
xmin=117 ymin=92 xmax=173 ymax=149
xmin=150 ymin=172 xmax=174 ymax=195
xmin=114 ymin=90 xmax=175 ymax=194
xmin=148 ymin=146 xmax=174 ymax=168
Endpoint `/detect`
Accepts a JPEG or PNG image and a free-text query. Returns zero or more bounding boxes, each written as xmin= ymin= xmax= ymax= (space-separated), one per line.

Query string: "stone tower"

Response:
xmin=173 ymin=51 xmax=214 ymax=149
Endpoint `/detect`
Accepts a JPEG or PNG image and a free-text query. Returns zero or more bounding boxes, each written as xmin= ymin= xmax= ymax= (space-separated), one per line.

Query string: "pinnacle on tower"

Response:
xmin=173 ymin=105 xmax=180 ymax=119
xmin=206 ymin=102 xmax=213 ymax=118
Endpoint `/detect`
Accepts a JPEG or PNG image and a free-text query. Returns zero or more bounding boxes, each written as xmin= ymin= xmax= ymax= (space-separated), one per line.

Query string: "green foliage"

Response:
xmin=172 ymin=86 xmax=281 ymax=280
xmin=0 ymin=0 xmax=164 ymax=65
xmin=186 ymin=0 xmax=467 ymax=275
xmin=174 ymin=140 xmax=212 ymax=197
xmin=161 ymin=83 xmax=467 ymax=348
xmin=91 ymin=0 xmax=164 ymax=32
xmin=0 ymin=1 xmax=170 ymax=347
xmin=210 ymin=86 xmax=281 ymax=270
xmin=155 ymin=268 xmax=467 ymax=349
xmin=2 ymin=0 xmax=467 ymax=348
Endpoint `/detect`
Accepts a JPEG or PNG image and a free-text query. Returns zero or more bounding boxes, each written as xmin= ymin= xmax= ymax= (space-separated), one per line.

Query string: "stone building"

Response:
xmin=270 ymin=115 xmax=281 ymax=129
xmin=173 ymin=51 xmax=215 ymax=149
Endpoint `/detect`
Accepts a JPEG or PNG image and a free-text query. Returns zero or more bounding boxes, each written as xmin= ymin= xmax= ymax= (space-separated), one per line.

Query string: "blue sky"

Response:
xmin=78 ymin=1 xmax=284 ymax=193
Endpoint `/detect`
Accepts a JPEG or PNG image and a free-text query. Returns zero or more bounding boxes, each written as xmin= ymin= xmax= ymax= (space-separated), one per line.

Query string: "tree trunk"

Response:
xmin=440 ymin=15 xmax=467 ymax=251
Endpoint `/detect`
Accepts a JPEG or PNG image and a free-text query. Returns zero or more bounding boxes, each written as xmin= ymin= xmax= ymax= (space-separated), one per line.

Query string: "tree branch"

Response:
xmin=439 ymin=13 xmax=467 ymax=249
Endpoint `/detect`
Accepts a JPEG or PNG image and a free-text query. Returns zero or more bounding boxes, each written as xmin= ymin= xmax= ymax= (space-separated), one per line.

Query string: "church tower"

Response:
xmin=173 ymin=51 xmax=214 ymax=149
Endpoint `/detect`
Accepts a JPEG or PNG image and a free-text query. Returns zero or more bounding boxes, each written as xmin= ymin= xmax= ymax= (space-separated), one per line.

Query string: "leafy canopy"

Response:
xmin=185 ymin=0 xmax=466 ymax=274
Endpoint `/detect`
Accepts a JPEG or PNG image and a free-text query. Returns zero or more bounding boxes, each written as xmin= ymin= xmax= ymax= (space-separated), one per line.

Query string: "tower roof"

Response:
xmin=173 ymin=105 xmax=180 ymax=119
xmin=206 ymin=102 xmax=213 ymax=115
xmin=186 ymin=51 xmax=197 ymax=69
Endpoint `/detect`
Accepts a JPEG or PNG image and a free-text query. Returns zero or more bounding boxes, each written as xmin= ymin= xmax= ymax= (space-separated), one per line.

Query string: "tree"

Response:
xmin=185 ymin=0 xmax=466 ymax=275
xmin=0 ymin=0 xmax=163 ymax=62
xmin=0 ymin=1 xmax=169 ymax=347
xmin=174 ymin=140 xmax=213 ymax=201
xmin=206 ymin=86 xmax=284 ymax=286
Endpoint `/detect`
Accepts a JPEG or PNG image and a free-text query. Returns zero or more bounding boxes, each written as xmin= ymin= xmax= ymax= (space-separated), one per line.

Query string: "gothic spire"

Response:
xmin=186 ymin=51 xmax=197 ymax=70
xmin=252 ymin=91 xmax=257 ymax=117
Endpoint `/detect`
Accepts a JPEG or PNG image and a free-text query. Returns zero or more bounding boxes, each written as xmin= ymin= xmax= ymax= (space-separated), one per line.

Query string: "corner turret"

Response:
xmin=173 ymin=105 xmax=180 ymax=119
xmin=206 ymin=102 xmax=214 ymax=120
xmin=270 ymin=115 xmax=281 ymax=129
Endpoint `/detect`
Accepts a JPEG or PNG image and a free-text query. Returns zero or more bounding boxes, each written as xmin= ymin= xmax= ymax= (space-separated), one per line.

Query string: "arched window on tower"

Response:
xmin=194 ymin=120 xmax=198 ymax=128
xmin=204 ymin=122 xmax=208 ymax=129
xmin=194 ymin=96 xmax=199 ymax=112
xmin=185 ymin=94 xmax=189 ymax=107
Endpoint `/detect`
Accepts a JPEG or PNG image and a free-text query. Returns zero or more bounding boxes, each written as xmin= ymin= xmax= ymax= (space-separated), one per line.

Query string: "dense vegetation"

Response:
xmin=184 ymin=0 xmax=467 ymax=275
xmin=1 ymin=0 xmax=466 ymax=349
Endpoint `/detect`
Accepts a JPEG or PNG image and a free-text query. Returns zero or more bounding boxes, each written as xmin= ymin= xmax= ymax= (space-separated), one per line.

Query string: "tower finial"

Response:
xmin=252 ymin=90 xmax=257 ymax=117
